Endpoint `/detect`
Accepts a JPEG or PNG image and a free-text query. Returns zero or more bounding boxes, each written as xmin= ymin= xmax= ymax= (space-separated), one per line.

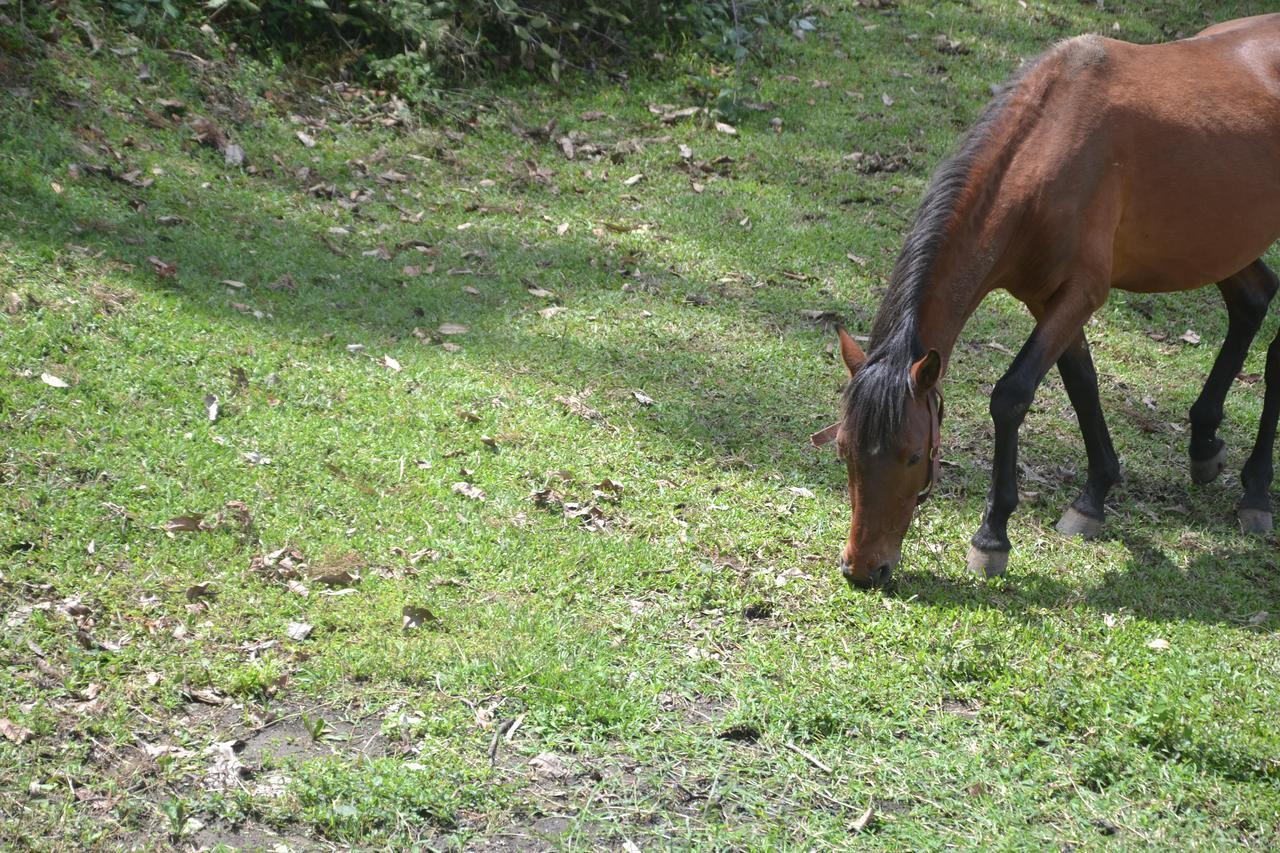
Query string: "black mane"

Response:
xmin=841 ymin=51 xmax=1049 ymax=451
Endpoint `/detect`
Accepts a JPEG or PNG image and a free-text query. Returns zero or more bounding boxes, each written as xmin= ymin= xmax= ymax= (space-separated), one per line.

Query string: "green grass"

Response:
xmin=3 ymin=1 xmax=1280 ymax=848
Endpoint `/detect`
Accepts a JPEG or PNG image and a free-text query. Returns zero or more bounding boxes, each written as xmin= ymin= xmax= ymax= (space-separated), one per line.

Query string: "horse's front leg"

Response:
xmin=1053 ymin=332 xmax=1121 ymax=539
xmin=1188 ymin=262 xmax=1276 ymax=485
xmin=968 ymin=294 xmax=1100 ymax=577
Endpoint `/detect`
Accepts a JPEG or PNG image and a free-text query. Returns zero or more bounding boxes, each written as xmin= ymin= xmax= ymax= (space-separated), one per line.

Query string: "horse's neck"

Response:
xmin=913 ymin=231 xmax=1007 ymax=376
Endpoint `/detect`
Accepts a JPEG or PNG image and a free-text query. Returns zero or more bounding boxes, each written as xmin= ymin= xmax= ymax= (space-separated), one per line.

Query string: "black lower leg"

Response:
xmin=1189 ymin=271 xmax=1273 ymax=464
xmin=1056 ymin=334 xmax=1120 ymax=521
xmin=1240 ymin=326 xmax=1280 ymax=514
xmin=971 ymin=337 xmax=1050 ymax=554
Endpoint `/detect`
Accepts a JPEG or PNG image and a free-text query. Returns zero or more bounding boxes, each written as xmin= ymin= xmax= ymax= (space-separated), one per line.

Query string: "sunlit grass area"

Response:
xmin=2 ymin=1 xmax=1279 ymax=847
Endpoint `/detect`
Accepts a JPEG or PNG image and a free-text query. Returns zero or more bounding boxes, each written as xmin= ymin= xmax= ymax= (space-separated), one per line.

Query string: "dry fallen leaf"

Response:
xmin=633 ymin=390 xmax=655 ymax=406
xmin=851 ymin=804 xmax=875 ymax=833
xmin=286 ymin=622 xmax=313 ymax=641
xmin=0 ymin=719 xmax=35 ymax=745
xmin=164 ymin=515 xmax=206 ymax=533
xmin=75 ymin=629 xmax=121 ymax=652
xmin=310 ymin=566 xmax=359 ymax=587
xmin=1147 ymin=638 xmax=1171 ymax=651
xmin=538 ymin=306 xmax=566 ymax=319
xmin=206 ymin=740 xmax=248 ymax=792
xmin=380 ymin=355 xmax=402 ymax=372
xmin=438 ymin=323 xmax=468 ymax=336
xmin=529 ymin=752 xmax=572 ymax=779
xmin=296 ymin=131 xmax=316 ymax=148
xmin=402 ymin=605 xmax=439 ymax=632
xmin=147 ymin=256 xmax=177 ymax=278
xmin=1180 ymin=329 xmax=1201 ymax=345
xmin=204 ymin=394 xmax=219 ymax=422
xmin=527 ymin=285 xmax=555 ymax=298
xmin=40 ymin=373 xmax=70 ymax=388
xmin=714 ymin=121 xmax=738 ymax=135
xmin=556 ymin=222 xmax=570 ymax=236
xmin=452 ymin=482 xmax=486 ymax=501
xmin=593 ymin=479 xmax=623 ymax=502
xmin=788 ymin=486 xmax=816 ymax=499
xmin=660 ymin=106 xmax=700 ymax=124
xmin=221 ymin=279 xmax=246 ymax=290
xmin=623 ymin=173 xmax=644 ymax=186
xmin=186 ymin=687 xmax=227 ymax=705
xmin=556 ymin=394 xmax=601 ymax=421
xmin=185 ymin=582 xmax=216 ymax=602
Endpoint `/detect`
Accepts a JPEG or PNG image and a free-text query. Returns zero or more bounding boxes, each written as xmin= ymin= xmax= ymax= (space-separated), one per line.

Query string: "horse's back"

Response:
xmin=1095 ymin=17 xmax=1280 ymax=291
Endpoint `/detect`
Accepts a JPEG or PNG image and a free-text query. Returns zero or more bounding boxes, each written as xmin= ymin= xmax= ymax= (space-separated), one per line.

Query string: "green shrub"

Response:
xmin=109 ymin=1 xmax=801 ymax=102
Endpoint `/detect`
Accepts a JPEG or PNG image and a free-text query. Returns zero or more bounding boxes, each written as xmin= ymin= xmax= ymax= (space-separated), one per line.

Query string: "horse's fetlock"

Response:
xmin=1095 ymin=459 xmax=1121 ymax=488
xmin=1188 ymin=399 xmax=1223 ymax=431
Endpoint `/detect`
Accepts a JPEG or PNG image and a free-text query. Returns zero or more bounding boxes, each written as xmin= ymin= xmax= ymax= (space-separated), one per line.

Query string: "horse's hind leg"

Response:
xmin=1054 ymin=332 xmax=1120 ymax=539
xmin=1238 ymin=261 xmax=1280 ymax=533
xmin=1188 ymin=263 xmax=1277 ymax=483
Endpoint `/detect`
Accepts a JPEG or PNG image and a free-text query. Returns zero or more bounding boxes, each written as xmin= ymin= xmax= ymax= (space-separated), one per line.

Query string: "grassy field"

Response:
xmin=3 ymin=1 xmax=1280 ymax=848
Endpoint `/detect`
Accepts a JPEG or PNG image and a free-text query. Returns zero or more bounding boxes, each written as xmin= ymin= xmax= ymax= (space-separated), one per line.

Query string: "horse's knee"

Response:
xmin=1251 ymin=259 xmax=1280 ymax=301
xmin=989 ymin=377 xmax=1034 ymax=426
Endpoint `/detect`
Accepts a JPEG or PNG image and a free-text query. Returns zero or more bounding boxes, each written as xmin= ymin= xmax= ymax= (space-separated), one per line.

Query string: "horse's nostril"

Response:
xmin=874 ymin=563 xmax=892 ymax=586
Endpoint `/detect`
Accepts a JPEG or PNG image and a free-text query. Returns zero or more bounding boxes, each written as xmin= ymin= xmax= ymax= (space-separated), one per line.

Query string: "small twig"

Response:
xmin=165 ymin=49 xmax=210 ymax=69
xmin=785 ymin=740 xmax=833 ymax=773
xmin=504 ymin=711 xmax=526 ymax=743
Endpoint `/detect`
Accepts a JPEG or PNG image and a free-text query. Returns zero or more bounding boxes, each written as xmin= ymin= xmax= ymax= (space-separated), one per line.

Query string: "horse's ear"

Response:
xmin=911 ymin=349 xmax=942 ymax=396
xmin=837 ymin=327 xmax=866 ymax=378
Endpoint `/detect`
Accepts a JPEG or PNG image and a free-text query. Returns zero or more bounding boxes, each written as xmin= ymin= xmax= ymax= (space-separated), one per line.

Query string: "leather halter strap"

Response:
xmin=916 ymin=388 xmax=943 ymax=505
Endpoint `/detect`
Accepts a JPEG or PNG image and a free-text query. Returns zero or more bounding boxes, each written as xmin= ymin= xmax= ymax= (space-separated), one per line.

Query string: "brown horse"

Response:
xmin=820 ymin=14 xmax=1280 ymax=589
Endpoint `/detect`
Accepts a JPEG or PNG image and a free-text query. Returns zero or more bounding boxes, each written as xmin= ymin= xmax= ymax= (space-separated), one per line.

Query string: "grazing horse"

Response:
xmin=819 ymin=14 xmax=1280 ymax=589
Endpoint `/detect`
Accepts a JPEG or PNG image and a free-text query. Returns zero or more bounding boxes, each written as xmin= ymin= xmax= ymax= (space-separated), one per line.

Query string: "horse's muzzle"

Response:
xmin=840 ymin=556 xmax=893 ymax=590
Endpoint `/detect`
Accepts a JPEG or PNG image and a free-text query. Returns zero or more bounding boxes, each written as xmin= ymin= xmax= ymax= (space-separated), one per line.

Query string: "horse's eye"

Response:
xmin=908 ymin=452 xmax=923 ymax=466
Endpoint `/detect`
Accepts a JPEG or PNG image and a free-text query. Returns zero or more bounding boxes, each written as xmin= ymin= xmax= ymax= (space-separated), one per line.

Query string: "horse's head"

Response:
xmin=819 ymin=328 xmax=943 ymax=590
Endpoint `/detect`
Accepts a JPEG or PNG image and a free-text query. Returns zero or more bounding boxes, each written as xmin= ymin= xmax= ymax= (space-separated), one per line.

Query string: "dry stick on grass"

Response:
xmin=785 ymin=740 xmax=833 ymax=773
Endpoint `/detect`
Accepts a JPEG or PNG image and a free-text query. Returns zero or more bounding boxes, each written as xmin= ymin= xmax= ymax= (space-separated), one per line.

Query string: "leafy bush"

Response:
xmin=110 ymin=1 xmax=802 ymax=102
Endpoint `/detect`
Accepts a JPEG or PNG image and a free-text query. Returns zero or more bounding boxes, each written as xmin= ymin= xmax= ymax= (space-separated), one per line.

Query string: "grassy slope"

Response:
xmin=2 ymin=0 xmax=1279 ymax=848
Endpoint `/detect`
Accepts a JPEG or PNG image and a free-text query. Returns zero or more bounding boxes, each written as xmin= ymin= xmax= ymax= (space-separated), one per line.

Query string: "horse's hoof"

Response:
xmin=1056 ymin=506 xmax=1103 ymax=539
xmin=1238 ymin=508 xmax=1273 ymax=534
xmin=966 ymin=545 xmax=1008 ymax=578
xmin=1190 ymin=445 xmax=1227 ymax=485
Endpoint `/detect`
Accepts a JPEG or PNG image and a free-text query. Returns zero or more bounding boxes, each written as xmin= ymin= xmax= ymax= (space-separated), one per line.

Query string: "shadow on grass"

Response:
xmin=900 ymin=517 xmax=1280 ymax=630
